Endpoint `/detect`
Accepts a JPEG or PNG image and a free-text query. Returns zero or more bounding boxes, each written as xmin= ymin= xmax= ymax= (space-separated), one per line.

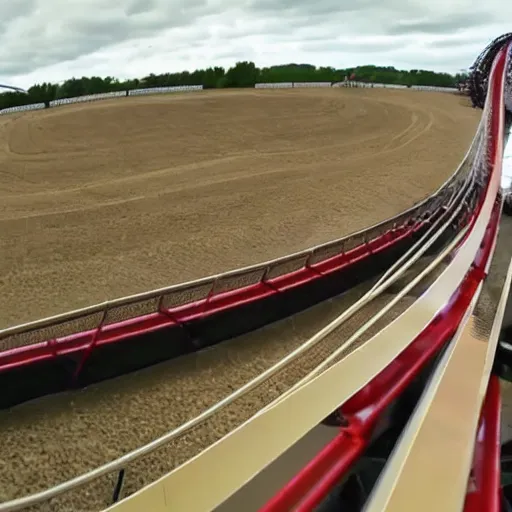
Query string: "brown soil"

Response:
xmin=0 ymin=88 xmax=479 ymax=328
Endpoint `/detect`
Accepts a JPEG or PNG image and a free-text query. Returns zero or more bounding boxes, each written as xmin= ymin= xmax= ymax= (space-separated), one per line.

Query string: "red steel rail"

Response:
xmin=463 ymin=376 xmax=502 ymax=512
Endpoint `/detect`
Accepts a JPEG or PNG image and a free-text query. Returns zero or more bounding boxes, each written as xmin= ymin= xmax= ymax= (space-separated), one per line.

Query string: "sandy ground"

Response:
xmin=0 ymin=88 xmax=479 ymax=328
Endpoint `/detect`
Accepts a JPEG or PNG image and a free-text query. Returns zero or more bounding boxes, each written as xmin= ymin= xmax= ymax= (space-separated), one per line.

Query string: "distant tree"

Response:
xmin=0 ymin=60 xmax=462 ymax=111
xmin=225 ymin=61 xmax=259 ymax=88
xmin=0 ymin=91 xmax=28 ymax=110
xmin=27 ymin=83 xmax=57 ymax=105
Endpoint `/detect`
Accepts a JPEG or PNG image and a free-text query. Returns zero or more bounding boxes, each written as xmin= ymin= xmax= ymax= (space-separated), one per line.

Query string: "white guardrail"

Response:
xmin=411 ymin=85 xmax=459 ymax=92
xmin=0 ymin=80 xmax=458 ymax=115
xmin=50 ymin=91 xmax=126 ymax=106
xmin=0 ymin=102 xmax=46 ymax=114
xmin=255 ymin=82 xmax=294 ymax=89
xmin=256 ymin=81 xmax=458 ymax=92
xmin=0 ymin=86 xmax=203 ymax=115
xmin=332 ymin=81 xmax=458 ymax=92
xmin=333 ymin=81 xmax=407 ymax=89
xmin=128 ymin=85 xmax=202 ymax=96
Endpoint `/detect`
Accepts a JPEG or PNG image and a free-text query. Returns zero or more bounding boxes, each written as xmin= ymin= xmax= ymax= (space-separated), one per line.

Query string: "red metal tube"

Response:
xmin=464 ymin=376 xmax=502 ymax=512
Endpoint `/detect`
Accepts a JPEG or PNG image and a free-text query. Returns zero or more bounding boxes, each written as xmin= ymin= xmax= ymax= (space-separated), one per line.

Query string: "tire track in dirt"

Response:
xmin=381 ymin=109 xmax=435 ymax=153
xmin=382 ymin=112 xmax=420 ymax=150
xmin=0 ymin=108 xmax=443 ymax=222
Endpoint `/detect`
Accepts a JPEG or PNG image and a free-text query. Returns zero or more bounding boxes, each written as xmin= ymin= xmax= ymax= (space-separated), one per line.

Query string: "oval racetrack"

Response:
xmin=0 ymin=88 xmax=479 ymax=328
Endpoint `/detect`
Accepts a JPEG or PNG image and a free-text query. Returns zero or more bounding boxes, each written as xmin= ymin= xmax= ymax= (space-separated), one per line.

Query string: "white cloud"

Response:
xmin=1 ymin=0 xmax=511 ymax=88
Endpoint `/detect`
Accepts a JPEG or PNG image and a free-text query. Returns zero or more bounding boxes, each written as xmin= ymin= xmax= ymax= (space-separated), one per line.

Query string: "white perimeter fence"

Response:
xmin=255 ymin=82 xmax=332 ymax=88
xmin=256 ymin=81 xmax=458 ymax=92
xmin=333 ymin=82 xmax=407 ymax=89
xmin=333 ymin=82 xmax=458 ymax=92
xmin=128 ymin=85 xmax=202 ymax=96
xmin=255 ymin=82 xmax=294 ymax=89
xmin=0 ymin=102 xmax=46 ymax=115
xmin=1 ymin=80 xmax=460 ymax=115
xmin=50 ymin=91 xmax=126 ymax=107
xmin=0 ymin=85 xmax=203 ymax=115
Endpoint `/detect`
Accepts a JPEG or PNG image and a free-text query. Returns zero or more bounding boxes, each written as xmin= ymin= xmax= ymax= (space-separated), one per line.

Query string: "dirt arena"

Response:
xmin=0 ymin=88 xmax=479 ymax=328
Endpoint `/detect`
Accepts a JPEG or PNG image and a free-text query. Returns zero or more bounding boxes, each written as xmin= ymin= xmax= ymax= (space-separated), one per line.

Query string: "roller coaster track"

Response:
xmin=0 ymin=41 xmax=511 ymax=512
xmin=0 ymin=84 xmax=28 ymax=94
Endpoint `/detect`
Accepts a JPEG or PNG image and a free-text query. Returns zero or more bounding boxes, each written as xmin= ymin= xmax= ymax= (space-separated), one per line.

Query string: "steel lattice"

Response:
xmin=469 ymin=33 xmax=512 ymax=110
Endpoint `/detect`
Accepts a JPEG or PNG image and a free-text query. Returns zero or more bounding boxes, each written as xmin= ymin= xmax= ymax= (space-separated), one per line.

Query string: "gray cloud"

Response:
xmin=0 ymin=0 xmax=510 ymax=85
xmin=126 ymin=0 xmax=157 ymax=16
xmin=0 ymin=0 xmax=35 ymax=33
xmin=2 ymin=0 xmax=37 ymax=22
xmin=386 ymin=12 xmax=495 ymax=36
xmin=0 ymin=0 xmax=214 ymax=75
xmin=298 ymin=38 xmax=408 ymax=55
xmin=248 ymin=0 xmax=374 ymax=15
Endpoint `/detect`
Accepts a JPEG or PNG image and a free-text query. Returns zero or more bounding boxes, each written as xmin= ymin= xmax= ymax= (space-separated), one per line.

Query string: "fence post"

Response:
xmin=112 ymin=469 xmax=126 ymax=504
xmin=72 ymin=307 xmax=109 ymax=385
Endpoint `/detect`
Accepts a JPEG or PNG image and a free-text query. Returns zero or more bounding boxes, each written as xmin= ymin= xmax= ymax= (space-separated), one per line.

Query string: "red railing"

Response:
xmin=464 ymin=376 xmax=502 ymax=512
xmin=0 ymin=219 xmax=429 ymax=374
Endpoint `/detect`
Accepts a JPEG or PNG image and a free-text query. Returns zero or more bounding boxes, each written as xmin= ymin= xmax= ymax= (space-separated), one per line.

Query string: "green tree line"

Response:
xmin=0 ymin=61 xmax=468 ymax=110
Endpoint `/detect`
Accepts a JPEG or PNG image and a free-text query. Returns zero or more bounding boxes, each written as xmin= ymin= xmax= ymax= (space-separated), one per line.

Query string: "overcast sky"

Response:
xmin=1 ymin=0 xmax=511 ymax=88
